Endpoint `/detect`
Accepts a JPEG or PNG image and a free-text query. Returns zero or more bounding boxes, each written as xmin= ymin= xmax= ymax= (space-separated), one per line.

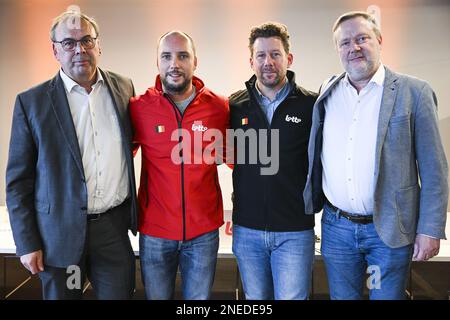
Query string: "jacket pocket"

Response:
xmin=389 ymin=113 xmax=410 ymax=125
xmin=35 ymin=201 xmax=50 ymax=214
xmin=395 ymin=184 xmax=419 ymax=234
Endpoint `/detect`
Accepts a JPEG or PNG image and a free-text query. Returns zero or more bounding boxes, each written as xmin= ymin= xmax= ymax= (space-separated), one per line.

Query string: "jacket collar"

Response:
xmin=373 ymin=67 xmax=399 ymax=184
xmin=47 ymin=72 xmax=85 ymax=178
xmin=46 ymin=68 xmax=127 ymax=178
xmin=314 ymin=66 xmax=400 ymax=187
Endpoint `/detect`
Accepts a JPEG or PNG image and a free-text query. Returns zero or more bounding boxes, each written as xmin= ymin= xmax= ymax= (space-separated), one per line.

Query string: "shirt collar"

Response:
xmin=343 ymin=63 xmax=385 ymax=88
xmin=255 ymin=76 xmax=289 ymax=101
xmin=59 ymin=68 xmax=103 ymax=93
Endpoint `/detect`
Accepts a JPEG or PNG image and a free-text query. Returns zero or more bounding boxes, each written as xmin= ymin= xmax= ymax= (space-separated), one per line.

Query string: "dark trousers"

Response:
xmin=38 ymin=200 xmax=136 ymax=300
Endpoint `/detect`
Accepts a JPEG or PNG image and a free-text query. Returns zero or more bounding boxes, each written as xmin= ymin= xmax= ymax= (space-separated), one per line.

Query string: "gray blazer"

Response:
xmin=5 ymin=69 xmax=138 ymax=267
xmin=303 ymin=67 xmax=448 ymax=248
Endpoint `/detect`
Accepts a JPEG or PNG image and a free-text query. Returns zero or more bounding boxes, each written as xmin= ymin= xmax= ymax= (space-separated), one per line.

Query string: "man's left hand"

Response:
xmin=412 ymin=234 xmax=440 ymax=261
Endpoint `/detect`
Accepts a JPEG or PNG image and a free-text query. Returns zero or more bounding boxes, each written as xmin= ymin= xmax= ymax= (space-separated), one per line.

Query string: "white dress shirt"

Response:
xmin=321 ymin=64 xmax=385 ymax=214
xmin=60 ymin=69 xmax=129 ymax=214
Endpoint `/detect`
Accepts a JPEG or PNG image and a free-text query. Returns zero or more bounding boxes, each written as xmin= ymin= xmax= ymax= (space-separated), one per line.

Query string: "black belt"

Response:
xmin=87 ymin=212 xmax=103 ymax=221
xmin=87 ymin=198 xmax=130 ymax=221
xmin=326 ymin=200 xmax=373 ymax=224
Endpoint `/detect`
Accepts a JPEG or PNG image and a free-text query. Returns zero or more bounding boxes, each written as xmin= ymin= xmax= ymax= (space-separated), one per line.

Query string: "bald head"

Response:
xmin=156 ymin=30 xmax=198 ymax=100
xmin=157 ymin=31 xmax=196 ymax=56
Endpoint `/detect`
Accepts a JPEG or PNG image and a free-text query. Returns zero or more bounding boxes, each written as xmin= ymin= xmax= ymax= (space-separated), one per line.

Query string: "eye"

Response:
xmin=339 ymin=41 xmax=350 ymax=48
xmin=81 ymin=36 xmax=94 ymax=47
xmin=62 ymin=39 xmax=76 ymax=49
xmin=356 ymin=36 xmax=369 ymax=44
xmin=179 ymin=54 xmax=188 ymax=59
xmin=272 ymin=52 xmax=281 ymax=58
xmin=161 ymin=54 xmax=171 ymax=60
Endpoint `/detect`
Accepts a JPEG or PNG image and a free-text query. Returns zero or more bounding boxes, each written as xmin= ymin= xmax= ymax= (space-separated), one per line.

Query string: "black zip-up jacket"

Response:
xmin=229 ymin=71 xmax=318 ymax=231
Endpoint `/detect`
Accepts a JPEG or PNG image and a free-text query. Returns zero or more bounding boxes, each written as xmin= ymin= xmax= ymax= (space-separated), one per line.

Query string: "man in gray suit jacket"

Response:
xmin=5 ymin=10 xmax=137 ymax=299
xmin=303 ymin=11 xmax=448 ymax=299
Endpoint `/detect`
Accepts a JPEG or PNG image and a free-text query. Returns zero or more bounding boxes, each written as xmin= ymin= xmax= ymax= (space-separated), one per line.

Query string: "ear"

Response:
xmin=97 ymin=39 xmax=102 ymax=55
xmin=193 ymin=56 xmax=198 ymax=70
xmin=52 ymin=43 xmax=59 ymax=60
xmin=287 ymin=53 xmax=293 ymax=68
xmin=249 ymin=56 xmax=254 ymax=70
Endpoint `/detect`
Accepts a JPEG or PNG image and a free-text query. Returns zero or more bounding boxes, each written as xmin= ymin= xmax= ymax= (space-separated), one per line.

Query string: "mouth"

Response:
xmin=349 ymin=56 xmax=364 ymax=62
xmin=168 ymin=73 xmax=184 ymax=80
xmin=73 ymin=60 xmax=90 ymax=65
xmin=262 ymin=70 xmax=277 ymax=77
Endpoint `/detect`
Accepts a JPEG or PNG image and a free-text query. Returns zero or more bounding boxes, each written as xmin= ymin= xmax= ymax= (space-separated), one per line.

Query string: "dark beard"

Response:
xmin=260 ymin=73 xmax=281 ymax=88
xmin=161 ymin=75 xmax=191 ymax=94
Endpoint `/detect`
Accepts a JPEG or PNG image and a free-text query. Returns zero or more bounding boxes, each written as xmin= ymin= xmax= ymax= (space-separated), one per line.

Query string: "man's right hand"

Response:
xmin=20 ymin=250 xmax=44 ymax=274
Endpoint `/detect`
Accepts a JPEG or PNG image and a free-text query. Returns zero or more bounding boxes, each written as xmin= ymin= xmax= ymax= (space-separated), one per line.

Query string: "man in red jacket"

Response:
xmin=130 ymin=31 xmax=229 ymax=300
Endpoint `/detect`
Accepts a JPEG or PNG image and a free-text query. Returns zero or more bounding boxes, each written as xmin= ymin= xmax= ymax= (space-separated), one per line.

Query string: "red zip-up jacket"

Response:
xmin=130 ymin=75 xmax=229 ymax=240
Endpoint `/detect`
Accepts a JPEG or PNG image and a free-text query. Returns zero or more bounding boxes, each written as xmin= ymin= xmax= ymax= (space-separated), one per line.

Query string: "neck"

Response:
xmin=165 ymin=83 xmax=194 ymax=103
xmin=256 ymin=77 xmax=287 ymax=101
xmin=348 ymin=63 xmax=380 ymax=94
xmin=70 ymin=69 xmax=97 ymax=94
xmin=348 ymin=77 xmax=370 ymax=94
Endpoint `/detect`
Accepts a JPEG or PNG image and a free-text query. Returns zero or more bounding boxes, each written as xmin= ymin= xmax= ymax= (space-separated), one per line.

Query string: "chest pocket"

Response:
xmin=387 ymin=112 xmax=412 ymax=146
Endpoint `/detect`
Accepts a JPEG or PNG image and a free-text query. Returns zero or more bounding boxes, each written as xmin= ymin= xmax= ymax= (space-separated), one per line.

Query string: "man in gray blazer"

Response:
xmin=303 ymin=11 xmax=448 ymax=299
xmin=5 ymin=10 xmax=137 ymax=299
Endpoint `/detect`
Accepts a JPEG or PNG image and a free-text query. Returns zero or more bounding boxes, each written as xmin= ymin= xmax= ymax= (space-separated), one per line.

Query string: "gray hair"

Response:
xmin=50 ymin=10 xmax=99 ymax=41
xmin=332 ymin=11 xmax=381 ymax=43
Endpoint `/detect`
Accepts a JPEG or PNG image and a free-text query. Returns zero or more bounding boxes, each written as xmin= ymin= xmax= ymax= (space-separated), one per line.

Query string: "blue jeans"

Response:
xmin=232 ymin=225 xmax=315 ymax=300
xmin=139 ymin=230 xmax=219 ymax=300
xmin=321 ymin=204 xmax=413 ymax=300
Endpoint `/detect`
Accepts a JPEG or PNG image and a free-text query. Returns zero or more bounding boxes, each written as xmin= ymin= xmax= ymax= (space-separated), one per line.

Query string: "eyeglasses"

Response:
xmin=53 ymin=36 xmax=97 ymax=51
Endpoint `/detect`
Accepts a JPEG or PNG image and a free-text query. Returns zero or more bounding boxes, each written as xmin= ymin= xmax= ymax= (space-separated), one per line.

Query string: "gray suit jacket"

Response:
xmin=5 ymin=69 xmax=138 ymax=267
xmin=303 ymin=67 xmax=448 ymax=248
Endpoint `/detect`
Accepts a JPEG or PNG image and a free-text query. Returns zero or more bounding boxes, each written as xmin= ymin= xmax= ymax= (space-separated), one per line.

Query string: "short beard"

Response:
xmin=161 ymin=76 xmax=191 ymax=95
xmin=259 ymin=74 xmax=282 ymax=89
xmin=347 ymin=60 xmax=376 ymax=82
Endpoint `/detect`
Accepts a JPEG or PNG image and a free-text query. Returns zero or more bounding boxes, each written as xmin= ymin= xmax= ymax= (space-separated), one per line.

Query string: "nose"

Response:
xmin=263 ymin=55 xmax=274 ymax=66
xmin=74 ymin=41 xmax=87 ymax=55
xmin=349 ymin=41 xmax=361 ymax=52
xmin=169 ymin=57 xmax=181 ymax=68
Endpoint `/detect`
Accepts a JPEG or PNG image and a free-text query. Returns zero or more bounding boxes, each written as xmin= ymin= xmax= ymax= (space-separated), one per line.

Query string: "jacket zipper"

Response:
xmin=163 ymin=92 xmax=197 ymax=241
xmin=248 ymin=86 xmax=295 ymax=231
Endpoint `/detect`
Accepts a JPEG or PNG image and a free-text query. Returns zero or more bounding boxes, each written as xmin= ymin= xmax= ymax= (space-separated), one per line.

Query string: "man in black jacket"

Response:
xmin=229 ymin=22 xmax=318 ymax=300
